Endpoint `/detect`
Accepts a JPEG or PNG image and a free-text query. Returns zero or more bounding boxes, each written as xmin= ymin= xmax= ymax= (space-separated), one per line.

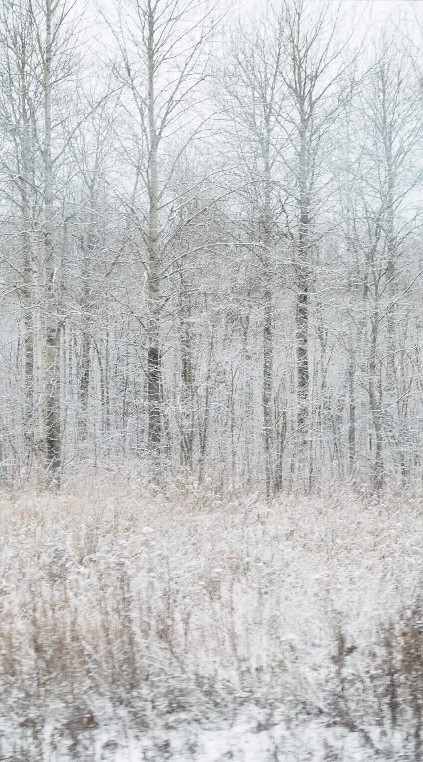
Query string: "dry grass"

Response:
xmin=0 ymin=473 xmax=421 ymax=759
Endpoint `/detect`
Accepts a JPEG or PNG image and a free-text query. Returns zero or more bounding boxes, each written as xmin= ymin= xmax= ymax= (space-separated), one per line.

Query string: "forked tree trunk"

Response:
xmin=146 ymin=152 xmax=162 ymax=458
xmin=42 ymin=0 xmax=61 ymax=480
xmin=262 ymin=142 xmax=274 ymax=497
xmin=179 ymin=275 xmax=195 ymax=469
xmin=263 ymin=277 xmax=273 ymax=496
xmin=294 ymin=115 xmax=311 ymax=487
xmin=21 ymin=154 xmax=35 ymax=462
xmin=348 ymin=352 xmax=356 ymax=475
xmin=384 ymin=123 xmax=399 ymax=480
xmin=78 ymin=229 xmax=95 ymax=447
xmin=23 ymin=237 xmax=34 ymax=459
xmin=369 ymin=307 xmax=384 ymax=491
xmin=146 ymin=3 xmax=162 ymax=463
xmin=19 ymin=61 xmax=36 ymax=468
xmin=296 ymin=276 xmax=309 ymax=436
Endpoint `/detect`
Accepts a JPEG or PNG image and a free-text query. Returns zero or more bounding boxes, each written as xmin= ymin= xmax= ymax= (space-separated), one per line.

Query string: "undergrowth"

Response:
xmin=0 ymin=473 xmax=421 ymax=760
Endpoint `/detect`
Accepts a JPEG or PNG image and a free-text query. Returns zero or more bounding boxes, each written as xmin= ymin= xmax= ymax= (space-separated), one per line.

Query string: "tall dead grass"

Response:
xmin=0 ymin=472 xmax=421 ymax=759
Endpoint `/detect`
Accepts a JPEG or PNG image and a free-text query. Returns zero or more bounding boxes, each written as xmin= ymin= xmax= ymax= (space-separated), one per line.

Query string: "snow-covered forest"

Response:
xmin=0 ymin=0 xmax=422 ymax=758
xmin=0 ymin=0 xmax=422 ymax=492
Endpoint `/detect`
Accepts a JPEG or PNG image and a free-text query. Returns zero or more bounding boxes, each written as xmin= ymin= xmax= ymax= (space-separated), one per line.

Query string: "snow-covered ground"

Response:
xmin=0 ymin=475 xmax=421 ymax=760
xmin=46 ymin=711 xmax=378 ymax=761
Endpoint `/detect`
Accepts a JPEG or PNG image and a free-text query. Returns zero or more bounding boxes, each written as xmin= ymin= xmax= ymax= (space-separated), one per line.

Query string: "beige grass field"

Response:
xmin=0 ymin=474 xmax=422 ymax=760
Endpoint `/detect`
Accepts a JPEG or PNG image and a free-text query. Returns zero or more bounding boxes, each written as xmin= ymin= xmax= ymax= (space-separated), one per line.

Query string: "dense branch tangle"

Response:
xmin=0 ymin=0 xmax=421 ymax=491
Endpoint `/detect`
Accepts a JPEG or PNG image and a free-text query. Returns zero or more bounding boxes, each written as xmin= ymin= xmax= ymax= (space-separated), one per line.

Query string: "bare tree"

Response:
xmin=0 ymin=0 xmax=85 ymax=481
xmin=218 ymin=18 xmax=286 ymax=494
xmin=349 ymin=40 xmax=421 ymax=489
xmin=275 ymin=0 xmax=350 ymax=487
xmin=106 ymin=0 xmax=214 ymax=470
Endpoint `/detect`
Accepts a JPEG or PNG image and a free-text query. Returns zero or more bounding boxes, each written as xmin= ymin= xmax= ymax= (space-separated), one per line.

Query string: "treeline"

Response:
xmin=0 ymin=0 xmax=422 ymax=492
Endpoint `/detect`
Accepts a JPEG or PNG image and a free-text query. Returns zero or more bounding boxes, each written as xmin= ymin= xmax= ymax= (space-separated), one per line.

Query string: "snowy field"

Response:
xmin=0 ymin=474 xmax=422 ymax=760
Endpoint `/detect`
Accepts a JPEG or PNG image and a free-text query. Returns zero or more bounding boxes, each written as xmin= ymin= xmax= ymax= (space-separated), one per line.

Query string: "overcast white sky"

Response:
xmin=342 ymin=0 xmax=423 ymax=33
xmin=245 ymin=0 xmax=423 ymax=26
xmin=86 ymin=0 xmax=423 ymax=79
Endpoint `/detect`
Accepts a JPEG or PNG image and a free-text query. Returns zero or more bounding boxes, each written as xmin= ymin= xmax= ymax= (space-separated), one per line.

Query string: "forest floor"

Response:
xmin=0 ymin=473 xmax=421 ymax=761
